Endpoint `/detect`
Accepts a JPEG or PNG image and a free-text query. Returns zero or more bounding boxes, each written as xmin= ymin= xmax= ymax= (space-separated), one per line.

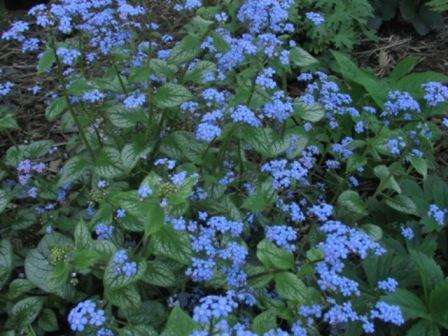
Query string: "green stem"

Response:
xmin=113 ymin=62 xmax=127 ymax=94
xmin=49 ymin=36 xmax=96 ymax=160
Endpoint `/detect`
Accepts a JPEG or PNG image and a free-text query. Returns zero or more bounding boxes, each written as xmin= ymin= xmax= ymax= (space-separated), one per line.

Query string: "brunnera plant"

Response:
xmin=0 ymin=1 xmax=448 ymax=336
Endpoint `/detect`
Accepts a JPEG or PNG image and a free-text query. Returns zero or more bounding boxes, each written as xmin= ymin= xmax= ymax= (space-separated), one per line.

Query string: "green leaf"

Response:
xmin=0 ymin=111 xmax=18 ymax=130
xmin=184 ymin=60 xmax=216 ymax=83
xmin=161 ymin=307 xmax=198 ymax=336
xmin=45 ymin=97 xmax=68 ymax=121
xmin=406 ymin=320 xmax=440 ymax=336
xmin=409 ymin=156 xmax=428 ymax=179
xmin=374 ymin=165 xmax=402 ymax=194
xmin=396 ymin=72 xmax=448 ymax=98
xmin=0 ymin=240 xmax=13 ymax=290
xmin=58 ymin=155 xmax=88 ymax=186
xmin=383 ymin=289 xmax=429 ymax=320
xmin=385 ymin=195 xmax=418 ymax=215
xmin=294 ymin=101 xmax=325 ymax=122
xmin=7 ymin=297 xmax=43 ymax=329
xmin=107 ymin=105 xmax=146 ymax=128
xmin=242 ymin=180 xmax=275 ymax=212
xmin=337 ymin=190 xmax=368 ymax=219
xmin=274 ymin=272 xmax=308 ymax=302
xmin=290 ymin=47 xmax=319 ymax=67
xmin=257 ymin=240 xmax=294 ymax=271
xmin=94 ymin=147 xmax=125 ymax=178
xmin=107 ymin=285 xmax=141 ymax=309
xmin=361 ymin=224 xmax=383 ymax=241
xmin=74 ymin=220 xmax=93 ymax=249
xmin=332 ymin=51 xmax=389 ymax=106
xmin=24 ymin=233 xmax=74 ymax=295
xmin=155 ymin=83 xmax=193 ymax=109
xmin=7 ymin=279 xmax=35 ymax=299
xmin=142 ymin=261 xmax=177 ymax=287
xmin=389 ymin=56 xmax=422 ymax=81
xmin=0 ymin=190 xmax=8 ymax=214
xmin=252 ymin=310 xmax=277 ymax=334
xmin=37 ymin=50 xmax=55 ymax=73
xmin=151 ymin=226 xmax=192 ymax=264
xmin=143 ymin=202 xmax=165 ymax=237
xmin=104 ymin=258 xmax=146 ymax=289
xmin=429 ymin=280 xmax=448 ymax=328
xmin=121 ymin=136 xmax=153 ymax=171
xmin=168 ymin=34 xmax=201 ymax=64
xmin=411 ymin=250 xmax=444 ymax=296
xmin=246 ymin=127 xmax=288 ymax=158
xmin=120 ymin=325 xmax=158 ymax=336
xmin=38 ymin=308 xmax=59 ymax=332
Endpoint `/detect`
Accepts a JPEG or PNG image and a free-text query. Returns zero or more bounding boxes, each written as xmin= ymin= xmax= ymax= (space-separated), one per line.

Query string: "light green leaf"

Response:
xmin=337 ymin=190 xmax=368 ymax=218
xmin=142 ymin=261 xmax=177 ymax=287
xmin=257 ymin=240 xmax=294 ymax=271
xmin=45 ymin=97 xmax=68 ymax=121
xmin=274 ymin=272 xmax=308 ymax=302
xmin=294 ymin=101 xmax=325 ymax=122
xmin=386 ymin=195 xmax=418 ymax=215
xmin=155 ymin=83 xmax=193 ymax=109
xmin=0 ymin=240 xmax=13 ymax=290
xmin=383 ymin=289 xmax=429 ymax=320
xmin=161 ymin=307 xmax=198 ymax=336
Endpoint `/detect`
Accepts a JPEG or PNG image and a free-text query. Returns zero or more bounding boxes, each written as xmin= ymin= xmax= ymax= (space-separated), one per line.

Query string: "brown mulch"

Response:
xmin=354 ymin=25 xmax=448 ymax=77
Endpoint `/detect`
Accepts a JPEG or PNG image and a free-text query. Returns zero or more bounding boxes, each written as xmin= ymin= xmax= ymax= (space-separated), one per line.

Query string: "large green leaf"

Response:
xmin=161 ymin=307 xmax=198 ymax=336
xmin=142 ymin=261 xmax=177 ymax=287
xmin=274 ymin=272 xmax=308 ymax=302
xmin=411 ymin=250 xmax=444 ymax=297
xmin=257 ymin=240 xmax=294 ymax=271
xmin=0 ymin=240 xmax=12 ymax=290
xmin=151 ymin=226 xmax=192 ymax=264
xmin=154 ymin=84 xmax=193 ymax=109
xmin=383 ymin=289 xmax=429 ymax=320
xmin=429 ymin=280 xmax=448 ymax=328
xmin=6 ymin=297 xmax=43 ymax=329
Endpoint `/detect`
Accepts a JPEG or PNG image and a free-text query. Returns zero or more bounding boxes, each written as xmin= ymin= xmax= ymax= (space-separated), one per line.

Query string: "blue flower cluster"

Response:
xmin=261 ymin=146 xmax=319 ymax=189
xmin=428 ymin=204 xmax=446 ymax=226
xmin=68 ymin=300 xmax=106 ymax=332
xmin=112 ymin=250 xmax=137 ymax=277
xmin=265 ymin=225 xmax=297 ymax=252
xmin=422 ymin=82 xmax=448 ymax=107
xmin=377 ymin=278 xmax=398 ymax=293
xmin=176 ymin=214 xmax=248 ymax=288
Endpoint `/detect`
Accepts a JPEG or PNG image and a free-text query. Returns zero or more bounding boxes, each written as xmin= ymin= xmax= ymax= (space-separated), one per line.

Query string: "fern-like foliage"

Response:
xmin=427 ymin=0 xmax=448 ymax=11
xmin=294 ymin=0 xmax=376 ymax=52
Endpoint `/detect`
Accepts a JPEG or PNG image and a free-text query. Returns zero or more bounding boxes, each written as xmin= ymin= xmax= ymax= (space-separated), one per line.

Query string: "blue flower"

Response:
xmin=370 ymin=301 xmax=404 ymax=326
xmin=423 ymin=82 xmax=448 ymax=107
xmin=68 ymin=300 xmax=106 ymax=332
xmin=400 ymin=226 xmax=414 ymax=240
xmin=195 ymin=123 xmax=221 ymax=142
xmin=193 ymin=294 xmax=237 ymax=324
xmin=266 ymin=225 xmax=297 ymax=252
xmin=428 ymin=204 xmax=446 ymax=226
xmin=56 ymin=47 xmax=81 ymax=66
xmin=95 ymin=224 xmax=114 ymax=240
xmin=123 ymin=92 xmax=146 ymax=110
xmin=377 ymin=278 xmax=398 ymax=293
xmin=230 ymin=105 xmax=261 ymax=127
xmin=256 ymin=67 xmax=277 ymax=89
xmin=306 ymin=12 xmax=325 ymax=26
xmin=138 ymin=185 xmax=152 ymax=199
xmin=383 ymin=91 xmax=420 ymax=118
xmin=0 ymin=82 xmax=13 ymax=97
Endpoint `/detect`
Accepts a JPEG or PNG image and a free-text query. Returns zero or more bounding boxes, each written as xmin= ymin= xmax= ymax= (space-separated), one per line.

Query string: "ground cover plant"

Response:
xmin=0 ymin=0 xmax=448 ymax=335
